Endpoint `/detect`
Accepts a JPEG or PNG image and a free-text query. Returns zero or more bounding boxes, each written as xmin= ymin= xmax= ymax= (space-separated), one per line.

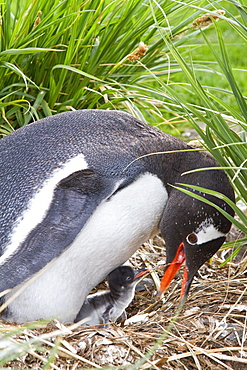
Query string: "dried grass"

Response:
xmin=1 ymin=229 xmax=247 ymax=369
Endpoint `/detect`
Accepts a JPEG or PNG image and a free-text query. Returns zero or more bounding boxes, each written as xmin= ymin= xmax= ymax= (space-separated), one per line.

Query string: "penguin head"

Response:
xmin=108 ymin=266 xmax=148 ymax=292
xmin=159 ymin=173 xmax=235 ymax=302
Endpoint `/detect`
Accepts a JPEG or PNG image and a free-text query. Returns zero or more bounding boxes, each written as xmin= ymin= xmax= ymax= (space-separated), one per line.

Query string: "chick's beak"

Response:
xmin=134 ymin=268 xmax=149 ymax=280
xmin=159 ymin=243 xmax=189 ymax=300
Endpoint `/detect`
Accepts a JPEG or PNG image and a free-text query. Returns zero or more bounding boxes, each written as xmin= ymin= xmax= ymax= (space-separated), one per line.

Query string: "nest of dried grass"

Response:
xmin=1 ymin=228 xmax=247 ymax=370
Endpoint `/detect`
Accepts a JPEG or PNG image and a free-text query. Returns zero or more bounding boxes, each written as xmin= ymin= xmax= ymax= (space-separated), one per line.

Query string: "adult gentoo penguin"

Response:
xmin=0 ymin=109 xmax=234 ymax=323
xmin=75 ymin=266 xmax=148 ymax=326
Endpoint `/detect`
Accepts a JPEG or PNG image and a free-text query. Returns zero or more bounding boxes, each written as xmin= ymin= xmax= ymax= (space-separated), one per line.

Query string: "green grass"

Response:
xmin=1 ymin=0 xmax=193 ymax=134
xmin=0 ymin=0 xmax=245 ymax=137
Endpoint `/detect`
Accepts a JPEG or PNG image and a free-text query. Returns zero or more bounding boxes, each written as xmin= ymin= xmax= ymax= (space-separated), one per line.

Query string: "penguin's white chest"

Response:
xmin=6 ymin=173 xmax=168 ymax=322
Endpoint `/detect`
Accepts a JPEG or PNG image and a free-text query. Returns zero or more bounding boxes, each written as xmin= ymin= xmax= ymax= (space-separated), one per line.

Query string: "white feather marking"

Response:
xmin=0 ymin=154 xmax=88 ymax=264
xmin=195 ymin=218 xmax=225 ymax=245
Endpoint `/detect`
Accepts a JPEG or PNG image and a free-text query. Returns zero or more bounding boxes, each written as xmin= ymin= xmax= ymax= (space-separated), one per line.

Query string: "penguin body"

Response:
xmin=0 ymin=110 xmax=235 ymax=322
xmin=75 ymin=266 xmax=147 ymax=326
xmin=3 ymin=172 xmax=165 ymax=322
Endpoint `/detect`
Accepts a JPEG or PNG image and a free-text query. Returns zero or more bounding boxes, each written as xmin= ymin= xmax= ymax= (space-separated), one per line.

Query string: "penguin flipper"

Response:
xmin=102 ymin=303 xmax=114 ymax=328
xmin=0 ymin=169 xmax=121 ymax=292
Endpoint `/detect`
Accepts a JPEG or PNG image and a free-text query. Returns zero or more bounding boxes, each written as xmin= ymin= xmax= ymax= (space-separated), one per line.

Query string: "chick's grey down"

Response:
xmin=75 ymin=266 xmax=145 ymax=326
xmin=0 ymin=109 xmax=234 ymax=322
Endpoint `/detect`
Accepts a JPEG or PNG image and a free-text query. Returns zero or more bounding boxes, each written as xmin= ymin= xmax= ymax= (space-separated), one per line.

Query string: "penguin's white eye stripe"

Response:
xmin=0 ymin=154 xmax=88 ymax=264
xmin=193 ymin=221 xmax=225 ymax=246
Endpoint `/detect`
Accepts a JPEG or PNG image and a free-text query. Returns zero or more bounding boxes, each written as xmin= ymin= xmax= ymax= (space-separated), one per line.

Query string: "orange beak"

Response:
xmin=159 ymin=243 xmax=188 ymax=298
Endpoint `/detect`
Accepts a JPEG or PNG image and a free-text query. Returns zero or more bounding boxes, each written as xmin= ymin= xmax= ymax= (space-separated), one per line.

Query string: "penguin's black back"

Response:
xmin=0 ymin=110 xmax=187 ymax=252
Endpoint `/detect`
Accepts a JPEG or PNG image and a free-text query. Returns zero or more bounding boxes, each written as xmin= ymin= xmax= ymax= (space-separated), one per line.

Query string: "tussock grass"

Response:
xmin=1 ymin=0 xmax=245 ymax=136
xmin=0 ymin=0 xmax=199 ymax=134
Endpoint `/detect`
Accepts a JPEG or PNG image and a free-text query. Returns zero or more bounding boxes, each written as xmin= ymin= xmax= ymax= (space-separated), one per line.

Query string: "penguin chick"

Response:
xmin=74 ymin=266 xmax=148 ymax=327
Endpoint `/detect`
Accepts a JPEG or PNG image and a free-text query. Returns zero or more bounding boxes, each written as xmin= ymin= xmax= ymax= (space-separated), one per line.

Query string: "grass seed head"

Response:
xmin=128 ymin=42 xmax=148 ymax=62
xmin=192 ymin=10 xmax=225 ymax=29
xmin=33 ymin=11 xmax=42 ymax=28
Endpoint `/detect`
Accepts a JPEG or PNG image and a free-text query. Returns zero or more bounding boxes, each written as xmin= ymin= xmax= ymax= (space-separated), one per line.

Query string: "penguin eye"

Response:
xmin=126 ymin=276 xmax=132 ymax=282
xmin=186 ymin=233 xmax=198 ymax=245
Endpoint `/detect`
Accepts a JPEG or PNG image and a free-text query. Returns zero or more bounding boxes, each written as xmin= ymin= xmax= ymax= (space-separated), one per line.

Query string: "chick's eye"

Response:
xmin=186 ymin=233 xmax=198 ymax=245
xmin=126 ymin=276 xmax=132 ymax=281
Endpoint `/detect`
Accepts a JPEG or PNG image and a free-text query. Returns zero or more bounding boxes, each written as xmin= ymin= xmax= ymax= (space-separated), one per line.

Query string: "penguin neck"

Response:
xmin=109 ymin=286 xmax=125 ymax=301
xmin=145 ymin=146 xmax=219 ymax=193
xmin=110 ymin=283 xmax=136 ymax=306
xmin=137 ymin=139 xmax=191 ymax=186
